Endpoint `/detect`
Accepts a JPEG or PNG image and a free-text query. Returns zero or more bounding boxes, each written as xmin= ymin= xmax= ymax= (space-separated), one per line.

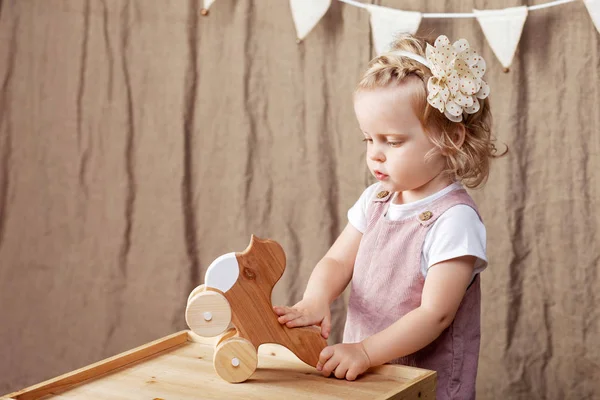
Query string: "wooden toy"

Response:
xmin=185 ymin=235 xmax=328 ymax=383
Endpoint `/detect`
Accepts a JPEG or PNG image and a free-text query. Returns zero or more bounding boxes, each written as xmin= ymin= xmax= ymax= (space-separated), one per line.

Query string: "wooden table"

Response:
xmin=3 ymin=330 xmax=436 ymax=399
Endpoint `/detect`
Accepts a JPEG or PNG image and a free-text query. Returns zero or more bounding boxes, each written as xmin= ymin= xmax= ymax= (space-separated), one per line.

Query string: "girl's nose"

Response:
xmin=368 ymin=145 xmax=385 ymax=162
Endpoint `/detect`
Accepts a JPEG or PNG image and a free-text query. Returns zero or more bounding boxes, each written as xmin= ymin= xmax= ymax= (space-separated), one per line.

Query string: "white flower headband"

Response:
xmin=389 ymin=35 xmax=490 ymax=123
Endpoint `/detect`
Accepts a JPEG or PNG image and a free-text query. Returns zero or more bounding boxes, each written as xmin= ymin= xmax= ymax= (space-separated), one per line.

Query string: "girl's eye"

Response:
xmin=388 ymin=141 xmax=403 ymax=147
xmin=362 ymin=138 xmax=372 ymax=143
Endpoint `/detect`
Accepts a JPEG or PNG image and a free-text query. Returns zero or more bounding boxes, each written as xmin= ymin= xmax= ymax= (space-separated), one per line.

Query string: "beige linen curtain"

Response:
xmin=0 ymin=1 xmax=598 ymax=399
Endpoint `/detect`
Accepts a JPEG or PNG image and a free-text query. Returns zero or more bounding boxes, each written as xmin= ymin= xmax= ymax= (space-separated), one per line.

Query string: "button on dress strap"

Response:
xmin=373 ymin=190 xmax=393 ymax=203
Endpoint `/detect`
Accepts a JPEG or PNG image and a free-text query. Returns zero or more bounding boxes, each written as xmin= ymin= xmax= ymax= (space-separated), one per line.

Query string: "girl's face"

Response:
xmin=354 ymin=80 xmax=449 ymax=198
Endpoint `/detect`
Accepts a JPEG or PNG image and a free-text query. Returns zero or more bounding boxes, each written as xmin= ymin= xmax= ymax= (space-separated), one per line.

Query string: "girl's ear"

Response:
xmin=454 ymin=124 xmax=466 ymax=148
xmin=440 ymin=124 xmax=466 ymax=156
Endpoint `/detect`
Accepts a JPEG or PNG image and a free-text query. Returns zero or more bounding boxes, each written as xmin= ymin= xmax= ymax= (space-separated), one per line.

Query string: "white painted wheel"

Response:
xmin=213 ymin=337 xmax=257 ymax=383
xmin=185 ymin=290 xmax=231 ymax=337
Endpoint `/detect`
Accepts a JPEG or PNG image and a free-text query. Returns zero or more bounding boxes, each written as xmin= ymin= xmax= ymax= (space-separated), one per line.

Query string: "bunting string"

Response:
xmin=337 ymin=0 xmax=578 ymax=16
xmin=201 ymin=0 xmax=600 ymax=69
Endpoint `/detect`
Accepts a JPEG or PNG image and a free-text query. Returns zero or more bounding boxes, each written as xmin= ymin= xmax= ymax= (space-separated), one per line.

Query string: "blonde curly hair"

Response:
xmin=356 ymin=34 xmax=506 ymax=188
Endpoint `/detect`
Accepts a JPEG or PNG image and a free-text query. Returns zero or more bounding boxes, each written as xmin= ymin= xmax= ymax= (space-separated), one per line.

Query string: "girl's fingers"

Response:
xmin=273 ymin=306 xmax=299 ymax=324
xmin=272 ymin=306 xmax=293 ymax=316
xmin=317 ymin=346 xmax=335 ymax=369
xmin=346 ymin=367 xmax=360 ymax=381
xmin=278 ymin=310 xmax=302 ymax=324
xmin=334 ymin=363 xmax=349 ymax=380
xmin=285 ymin=315 xmax=316 ymax=328
xmin=285 ymin=317 xmax=302 ymax=327
xmin=321 ymin=355 xmax=340 ymax=378
xmin=273 ymin=306 xmax=321 ymax=328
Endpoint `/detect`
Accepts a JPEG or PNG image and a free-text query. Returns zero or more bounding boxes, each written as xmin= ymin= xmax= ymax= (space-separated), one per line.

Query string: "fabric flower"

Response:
xmin=426 ymin=35 xmax=490 ymax=122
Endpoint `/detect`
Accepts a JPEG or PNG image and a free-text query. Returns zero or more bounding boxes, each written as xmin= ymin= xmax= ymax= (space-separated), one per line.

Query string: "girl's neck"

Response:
xmin=392 ymin=172 xmax=454 ymax=205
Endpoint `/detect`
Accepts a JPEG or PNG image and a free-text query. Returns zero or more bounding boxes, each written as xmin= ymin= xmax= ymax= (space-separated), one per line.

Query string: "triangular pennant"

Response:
xmin=204 ymin=0 xmax=217 ymax=11
xmin=366 ymin=5 xmax=422 ymax=55
xmin=584 ymin=0 xmax=600 ymax=34
xmin=289 ymin=0 xmax=332 ymax=41
xmin=474 ymin=6 xmax=528 ymax=69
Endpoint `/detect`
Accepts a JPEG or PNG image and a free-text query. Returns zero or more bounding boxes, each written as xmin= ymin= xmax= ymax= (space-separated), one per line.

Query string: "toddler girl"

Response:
xmin=274 ymin=34 xmax=502 ymax=400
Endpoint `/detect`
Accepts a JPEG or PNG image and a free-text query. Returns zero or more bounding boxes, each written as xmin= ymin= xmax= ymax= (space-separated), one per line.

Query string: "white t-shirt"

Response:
xmin=347 ymin=182 xmax=487 ymax=279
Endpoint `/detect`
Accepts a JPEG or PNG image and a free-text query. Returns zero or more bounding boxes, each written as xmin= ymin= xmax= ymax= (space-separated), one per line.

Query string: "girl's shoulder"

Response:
xmin=362 ymin=182 xmax=383 ymax=202
xmin=357 ymin=182 xmax=385 ymax=212
xmin=347 ymin=183 xmax=381 ymax=234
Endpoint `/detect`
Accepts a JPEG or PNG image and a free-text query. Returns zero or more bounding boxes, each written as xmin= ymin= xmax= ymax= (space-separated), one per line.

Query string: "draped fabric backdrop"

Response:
xmin=0 ymin=1 xmax=599 ymax=399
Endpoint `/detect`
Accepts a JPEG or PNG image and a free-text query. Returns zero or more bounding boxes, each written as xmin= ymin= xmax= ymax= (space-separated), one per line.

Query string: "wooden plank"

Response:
xmin=379 ymin=370 xmax=436 ymax=400
xmin=3 ymin=331 xmax=436 ymax=400
xmin=3 ymin=331 xmax=189 ymax=400
xmin=370 ymin=363 xmax=435 ymax=381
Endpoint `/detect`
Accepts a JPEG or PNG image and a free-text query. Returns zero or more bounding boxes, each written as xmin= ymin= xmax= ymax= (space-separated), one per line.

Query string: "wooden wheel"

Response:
xmin=186 ymin=289 xmax=231 ymax=337
xmin=213 ymin=337 xmax=257 ymax=383
xmin=216 ymin=328 xmax=239 ymax=347
xmin=187 ymin=284 xmax=206 ymax=304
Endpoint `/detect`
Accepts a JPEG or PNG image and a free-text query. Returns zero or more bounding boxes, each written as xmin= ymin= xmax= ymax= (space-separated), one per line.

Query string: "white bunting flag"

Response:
xmin=290 ymin=0 xmax=332 ymax=41
xmin=584 ymin=0 xmax=600 ymax=34
xmin=367 ymin=5 xmax=422 ymax=55
xmin=474 ymin=6 xmax=528 ymax=69
xmin=204 ymin=0 xmax=217 ymax=11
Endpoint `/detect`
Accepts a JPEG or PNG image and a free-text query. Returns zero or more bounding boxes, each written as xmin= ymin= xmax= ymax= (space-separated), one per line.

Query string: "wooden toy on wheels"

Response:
xmin=185 ymin=236 xmax=327 ymax=383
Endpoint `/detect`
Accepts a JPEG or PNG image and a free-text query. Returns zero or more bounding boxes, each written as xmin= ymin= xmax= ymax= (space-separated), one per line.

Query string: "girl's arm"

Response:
xmin=302 ymin=222 xmax=362 ymax=304
xmin=274 ymin=223 xmax=362 ymax=337
xmin=361 ymin=255 xmax=476 ymax=366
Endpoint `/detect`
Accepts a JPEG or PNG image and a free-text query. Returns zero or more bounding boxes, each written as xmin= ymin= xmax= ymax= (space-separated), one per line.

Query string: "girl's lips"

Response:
xmin=374 ymin=171 xmax=388 ymax=180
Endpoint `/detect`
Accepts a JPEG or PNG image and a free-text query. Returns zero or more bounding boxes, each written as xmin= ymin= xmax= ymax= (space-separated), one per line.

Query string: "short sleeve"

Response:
xmin=423 ymin=205 xmax=488 ymax=276
xmin=347 ymin=183 xmax=380 ymax=234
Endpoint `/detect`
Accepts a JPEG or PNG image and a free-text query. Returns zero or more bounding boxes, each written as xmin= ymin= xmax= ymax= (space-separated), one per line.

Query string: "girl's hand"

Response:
xmin=316 ymin=342 xmax=371 ymax=381
xmin=273 ymin=297 xmax=332 ymax=339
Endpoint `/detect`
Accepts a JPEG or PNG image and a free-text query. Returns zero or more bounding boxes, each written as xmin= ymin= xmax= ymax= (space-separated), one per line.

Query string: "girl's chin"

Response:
xmin=375 ymin=181 xmax=399 ymax=192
